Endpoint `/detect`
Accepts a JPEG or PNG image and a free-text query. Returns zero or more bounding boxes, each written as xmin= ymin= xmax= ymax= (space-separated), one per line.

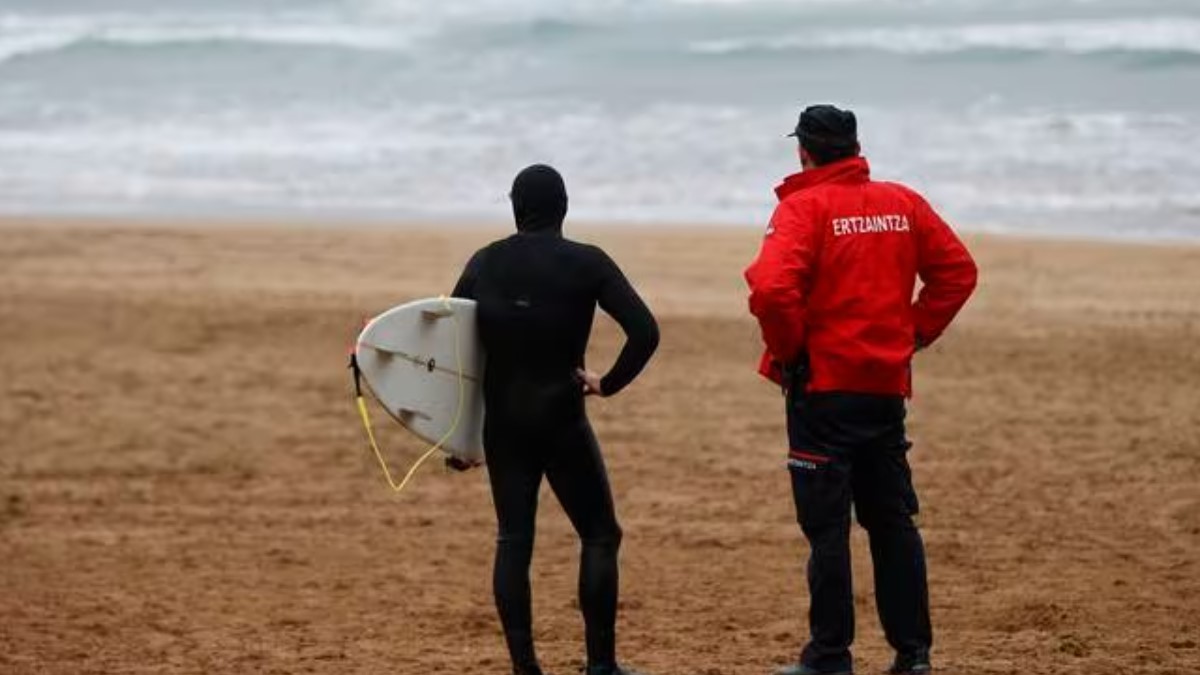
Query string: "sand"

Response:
xmin=1 ymin=220 xmax=1198 ymax=674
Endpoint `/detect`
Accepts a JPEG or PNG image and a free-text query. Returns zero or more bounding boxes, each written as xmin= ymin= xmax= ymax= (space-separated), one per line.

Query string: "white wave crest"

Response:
xmin=691 ymin=17 xmax=1200 ymax=56
xmin=0 ymin=12 xmax=415 ymax=65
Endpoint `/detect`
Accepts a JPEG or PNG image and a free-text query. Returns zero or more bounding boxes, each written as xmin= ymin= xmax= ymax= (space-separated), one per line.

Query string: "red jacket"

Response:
xmin=744 ymin=156 xmax=977 ymax=396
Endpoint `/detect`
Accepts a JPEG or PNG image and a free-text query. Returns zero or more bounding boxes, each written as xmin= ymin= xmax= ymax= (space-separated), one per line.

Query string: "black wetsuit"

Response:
xmin=452 ymin=165 xmax=659 ymax=675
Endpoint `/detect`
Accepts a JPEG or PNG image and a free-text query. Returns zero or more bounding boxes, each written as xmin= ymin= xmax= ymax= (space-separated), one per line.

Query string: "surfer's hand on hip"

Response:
xmin=576 ymin=368 xmax=605 ymax=397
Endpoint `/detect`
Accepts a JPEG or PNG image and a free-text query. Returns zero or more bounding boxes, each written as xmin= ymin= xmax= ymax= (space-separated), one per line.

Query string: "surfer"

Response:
xmin=451 ymin=164 xmax=659 ymax=675
xmin=744 ymin=105 xmax=977 ymax=675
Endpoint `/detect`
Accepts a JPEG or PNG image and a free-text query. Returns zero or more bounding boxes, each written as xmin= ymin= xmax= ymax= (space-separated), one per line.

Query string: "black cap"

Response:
xmin=788 ymin=104 xmax=858 ymax=151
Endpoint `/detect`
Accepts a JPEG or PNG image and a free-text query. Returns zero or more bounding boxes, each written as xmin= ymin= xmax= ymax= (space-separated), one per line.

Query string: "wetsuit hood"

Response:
xmin=511 ymin=164 xmax=568 ymax=233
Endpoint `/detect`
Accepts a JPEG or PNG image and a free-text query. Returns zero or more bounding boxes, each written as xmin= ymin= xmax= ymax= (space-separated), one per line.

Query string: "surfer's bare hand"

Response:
xmin=576 ymin=368 xmax=605 ymax=397
xmin=445 ymin=456 xmax=481 ymax=472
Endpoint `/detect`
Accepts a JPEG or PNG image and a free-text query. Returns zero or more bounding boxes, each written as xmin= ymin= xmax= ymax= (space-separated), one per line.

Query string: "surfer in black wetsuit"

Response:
xmin=451 ymin=164 xmax=659 ymax=675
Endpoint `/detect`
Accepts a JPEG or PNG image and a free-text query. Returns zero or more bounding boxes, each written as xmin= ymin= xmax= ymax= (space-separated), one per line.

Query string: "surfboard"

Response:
xmin=355 ymin=297 xmax=485 ymax=463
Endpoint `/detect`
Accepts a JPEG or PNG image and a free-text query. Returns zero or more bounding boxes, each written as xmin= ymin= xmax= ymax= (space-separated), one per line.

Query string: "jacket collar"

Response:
xmin=775 ymin=156 xmax=871 ymax=201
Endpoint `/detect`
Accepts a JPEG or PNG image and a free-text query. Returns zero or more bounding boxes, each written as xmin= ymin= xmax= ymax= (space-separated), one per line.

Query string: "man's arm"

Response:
xmin=911 ymin=197 xmax=978 ymax=347
xmin=744 ymin=199 xmax=818 ymax=367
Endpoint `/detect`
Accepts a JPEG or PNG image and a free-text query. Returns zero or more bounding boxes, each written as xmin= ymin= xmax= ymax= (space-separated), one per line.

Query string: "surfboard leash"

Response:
xmin=350 ymin=296 xmax=469 ymax=495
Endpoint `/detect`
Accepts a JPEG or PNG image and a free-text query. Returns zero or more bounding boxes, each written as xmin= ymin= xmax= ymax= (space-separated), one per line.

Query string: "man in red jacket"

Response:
xmin=745 ymin=105 xmax=977 ymax=675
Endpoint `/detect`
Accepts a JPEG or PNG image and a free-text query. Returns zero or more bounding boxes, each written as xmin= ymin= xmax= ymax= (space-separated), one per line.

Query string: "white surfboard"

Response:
xmin=355 ymin=297 xmax=485 ymax=462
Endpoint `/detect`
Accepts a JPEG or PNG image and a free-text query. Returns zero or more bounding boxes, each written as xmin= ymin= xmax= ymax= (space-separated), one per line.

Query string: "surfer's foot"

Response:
xmin=585 ymin=665 xmax=648 ymax=675
xmin=886 ymin=657 xmax=931 ymax=675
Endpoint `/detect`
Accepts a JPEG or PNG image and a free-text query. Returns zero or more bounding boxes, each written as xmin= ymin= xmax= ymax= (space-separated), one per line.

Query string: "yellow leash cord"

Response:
xmin=352 ymin=296 xmax=468 ymax=495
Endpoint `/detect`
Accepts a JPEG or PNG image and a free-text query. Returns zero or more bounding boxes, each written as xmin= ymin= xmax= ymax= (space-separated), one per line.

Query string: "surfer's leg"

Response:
xmin=545 ymin=420 xmax=623 ymax=673
xmin=486 ymin=430 xmax=546 ymax=675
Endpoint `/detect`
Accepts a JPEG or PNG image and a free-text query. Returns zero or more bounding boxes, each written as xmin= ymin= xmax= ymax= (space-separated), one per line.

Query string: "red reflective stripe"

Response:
xmin=789 ymin=450 xmax=831 ymax=464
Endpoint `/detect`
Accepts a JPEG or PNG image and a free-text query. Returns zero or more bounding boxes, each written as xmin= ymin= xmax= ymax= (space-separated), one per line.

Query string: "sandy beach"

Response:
xmin=1 ymin=220 xmax=1198 ymax=674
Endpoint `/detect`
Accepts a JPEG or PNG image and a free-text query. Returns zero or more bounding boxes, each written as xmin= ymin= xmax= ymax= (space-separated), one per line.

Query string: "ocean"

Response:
xmin=2 ymin=0 xmax=1199 ymax=239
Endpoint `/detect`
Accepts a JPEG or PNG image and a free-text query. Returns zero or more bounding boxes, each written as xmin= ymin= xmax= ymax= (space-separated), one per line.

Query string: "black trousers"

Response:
xmin=484 ymin=416 xmax=623 ymax=675
xmin=786 ymin=389 xmax=932 ymax=673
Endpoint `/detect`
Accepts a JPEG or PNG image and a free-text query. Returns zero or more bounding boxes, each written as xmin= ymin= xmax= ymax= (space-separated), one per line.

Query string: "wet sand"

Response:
xmin=1 ymin=220 xmax=1198 ymax=674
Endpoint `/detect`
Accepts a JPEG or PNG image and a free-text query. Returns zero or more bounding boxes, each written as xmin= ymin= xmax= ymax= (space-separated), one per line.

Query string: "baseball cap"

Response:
xmin=787 ymin=104 xmax=858 ymax=150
